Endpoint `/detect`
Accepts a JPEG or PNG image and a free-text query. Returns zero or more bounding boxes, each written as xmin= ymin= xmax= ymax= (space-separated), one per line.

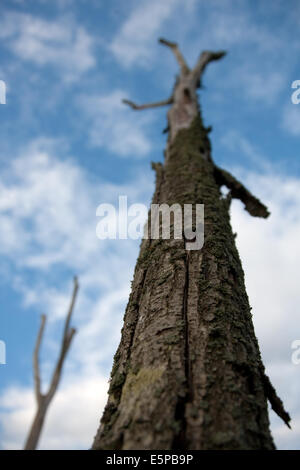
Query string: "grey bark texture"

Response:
xmin=92 ymin=39 xmax=290 ymax=450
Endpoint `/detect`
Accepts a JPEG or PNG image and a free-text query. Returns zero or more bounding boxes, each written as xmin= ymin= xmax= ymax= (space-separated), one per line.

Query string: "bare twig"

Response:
xmin=159 ymin=38 xmax=190 ymax=74
xmin=24 ymin=277 xmax=79 ymax=450
xmin=192 ymin=50 xmax=227 ymax=83
xmin=62 ymin=276 xmax=78 ymax=345
xmin=122 ymin=98 xmax=173 ymax=111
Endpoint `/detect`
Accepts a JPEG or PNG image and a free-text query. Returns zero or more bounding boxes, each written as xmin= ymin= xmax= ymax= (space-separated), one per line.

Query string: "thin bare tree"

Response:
xmin=92 ymin=39 xmax=290 ymax=450
xmin=24 ymin=276 xmax=78 ymax=450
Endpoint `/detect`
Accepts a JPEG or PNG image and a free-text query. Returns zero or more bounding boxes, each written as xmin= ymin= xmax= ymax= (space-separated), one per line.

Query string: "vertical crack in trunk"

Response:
xmin=172 ymin=245 xmax=191 ymax=449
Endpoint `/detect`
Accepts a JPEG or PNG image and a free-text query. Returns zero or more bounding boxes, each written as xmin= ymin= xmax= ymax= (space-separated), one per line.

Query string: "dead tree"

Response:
xmin=92 ymin=39 xmax=290 ymax=450
xmin=24 ymin=277 xmax=78 ymax=450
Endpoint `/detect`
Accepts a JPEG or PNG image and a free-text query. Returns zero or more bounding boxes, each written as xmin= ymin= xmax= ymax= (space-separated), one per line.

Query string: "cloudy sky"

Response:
xmin=0 ymin=0 xmax=299 ymax=450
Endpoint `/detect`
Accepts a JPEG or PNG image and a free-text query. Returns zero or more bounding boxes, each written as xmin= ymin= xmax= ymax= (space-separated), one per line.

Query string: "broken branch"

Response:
xmin=214 ymin=165 xmax=270 ymax=218
xmin=122 ymin=98 xmax=173 ymax=110
xmin=262 ymin=373 xmax=291 ymax=429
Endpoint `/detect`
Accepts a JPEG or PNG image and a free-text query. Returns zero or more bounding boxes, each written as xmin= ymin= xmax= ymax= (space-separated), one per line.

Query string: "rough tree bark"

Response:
xmin=92 ymin=39 xmax=290 ymax=450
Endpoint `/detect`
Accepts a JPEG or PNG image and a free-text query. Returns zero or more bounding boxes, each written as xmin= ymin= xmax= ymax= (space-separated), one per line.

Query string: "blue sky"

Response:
xmin=0 ymin=0 xmax=300 ymax=450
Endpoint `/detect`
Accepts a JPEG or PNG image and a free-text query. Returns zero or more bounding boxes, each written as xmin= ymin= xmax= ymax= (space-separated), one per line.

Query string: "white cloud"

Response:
xmin=78 ymin=90 xmax=153 ymax=156
xmin=236 ymin=68 xmax=285 ymax=104
xmin=0 ymin=374 xmax=109 ymax=450
xmin=0 ymin=12 xmax=95 ymax=81
xmin=0 ymin=138 xmax=152 ymax=273
xmin=110 ymin=0 xmax=192 ymax=67
xmin=0 ymin=142 xmax=96 ymax=268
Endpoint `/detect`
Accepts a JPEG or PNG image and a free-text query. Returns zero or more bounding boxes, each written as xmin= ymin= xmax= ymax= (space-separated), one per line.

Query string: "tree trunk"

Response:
xmin=92 ymin=40 xmax=289 ymax=450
